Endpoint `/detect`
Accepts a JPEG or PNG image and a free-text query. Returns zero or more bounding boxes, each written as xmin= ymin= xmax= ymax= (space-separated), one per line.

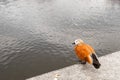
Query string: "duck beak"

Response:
xmin=72 ymin=42 xmax=75 ymax=45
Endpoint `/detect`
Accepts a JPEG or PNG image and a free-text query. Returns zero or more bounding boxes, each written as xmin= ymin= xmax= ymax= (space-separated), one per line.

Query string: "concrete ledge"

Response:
xmin=26 ymin=51 xmax=120 ymax=80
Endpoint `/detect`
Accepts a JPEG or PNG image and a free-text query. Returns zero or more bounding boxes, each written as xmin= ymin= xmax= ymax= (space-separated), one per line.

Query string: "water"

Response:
xmin=0 ymin=0 xmax=120 ymax=80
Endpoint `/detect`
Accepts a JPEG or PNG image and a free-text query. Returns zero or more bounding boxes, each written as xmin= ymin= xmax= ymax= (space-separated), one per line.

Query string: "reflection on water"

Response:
xmin=0 ymin=0 xmax=120 ymax=80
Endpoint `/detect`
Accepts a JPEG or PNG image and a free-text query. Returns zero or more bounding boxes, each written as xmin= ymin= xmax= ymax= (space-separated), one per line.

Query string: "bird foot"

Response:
xmin=78 ymin=60 xmax=86 ymax=64
xmin=80 ymin=61 xmax=86 ymax=64
xmin=78 ymin=60 xmax=82 ymax=62
xmin=81 ymin=61 xmax=86 ymax=64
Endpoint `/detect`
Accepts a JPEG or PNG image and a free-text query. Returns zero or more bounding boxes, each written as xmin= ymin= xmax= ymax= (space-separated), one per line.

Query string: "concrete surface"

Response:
xmin=26 ymin=51 xmax=120 ymax=80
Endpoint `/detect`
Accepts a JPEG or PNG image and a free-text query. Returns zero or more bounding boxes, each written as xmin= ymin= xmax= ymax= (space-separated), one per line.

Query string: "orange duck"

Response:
xmin=72 ymin=39 xmax=101 ymax=69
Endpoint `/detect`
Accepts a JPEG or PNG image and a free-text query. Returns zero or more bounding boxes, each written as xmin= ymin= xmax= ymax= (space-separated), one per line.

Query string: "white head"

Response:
xmin=72 ymin=39 xmax=84 ymax=45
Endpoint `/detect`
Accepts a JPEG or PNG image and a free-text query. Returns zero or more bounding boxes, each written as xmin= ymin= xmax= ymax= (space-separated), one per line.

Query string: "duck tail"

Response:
xmin=91 ymin=53 xmax=101 ymax=69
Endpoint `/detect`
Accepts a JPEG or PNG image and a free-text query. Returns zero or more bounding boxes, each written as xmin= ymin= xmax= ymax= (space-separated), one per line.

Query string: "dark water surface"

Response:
xmin=0 ymin=0 xmax=120 ymax=80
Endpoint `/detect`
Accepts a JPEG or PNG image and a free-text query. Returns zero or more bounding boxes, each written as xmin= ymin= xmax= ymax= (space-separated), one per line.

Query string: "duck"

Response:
xmin=72 ymin=39 xmax=101 ymax=69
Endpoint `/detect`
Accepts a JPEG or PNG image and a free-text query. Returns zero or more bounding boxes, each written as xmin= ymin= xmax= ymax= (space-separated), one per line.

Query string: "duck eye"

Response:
xmin=75 ymin=40 xmax=78 ymax=44
xmin=75 ymin=41 xmax=77 ymax=43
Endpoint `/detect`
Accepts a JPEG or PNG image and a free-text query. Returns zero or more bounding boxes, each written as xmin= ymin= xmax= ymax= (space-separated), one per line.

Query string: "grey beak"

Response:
xmin=72 ymin=42 xmax=75 ymax=45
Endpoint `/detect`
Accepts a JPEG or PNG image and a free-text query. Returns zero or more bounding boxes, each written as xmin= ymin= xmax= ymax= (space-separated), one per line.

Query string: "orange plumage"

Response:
xmin=73 ymin=39 xmax=101 ymax=69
